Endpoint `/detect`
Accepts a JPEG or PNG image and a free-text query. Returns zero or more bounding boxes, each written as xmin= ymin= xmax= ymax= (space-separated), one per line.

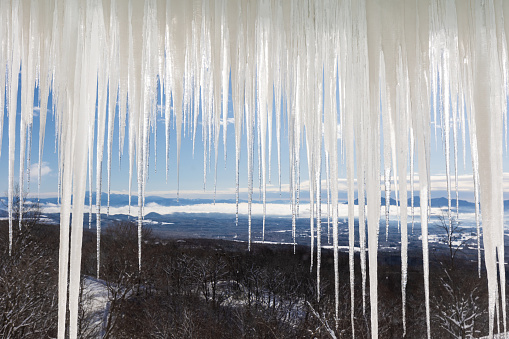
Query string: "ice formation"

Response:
xmin=0 ymin=0 xmax=507 ymax=338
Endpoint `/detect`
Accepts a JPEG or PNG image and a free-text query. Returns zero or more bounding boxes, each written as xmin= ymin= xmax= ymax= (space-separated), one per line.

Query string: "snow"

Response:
xmin=1 ymin=1 xmax=508 ymax=338
xmin=80 ymin=276 xmax=110 ymax=338
xmin=479 ymin=333 xmax=509 ymax=339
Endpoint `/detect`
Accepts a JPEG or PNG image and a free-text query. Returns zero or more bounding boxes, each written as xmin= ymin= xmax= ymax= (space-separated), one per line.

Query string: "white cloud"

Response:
xmin=30 ymin=162 xmax=52 ymax=181
xmin=30 ymin=172 xmax=509 ymax=204
xmin=39 ymin=199 xmax=452 ymax=220
xmin=140 ymin=172 xmax=495 ymax=203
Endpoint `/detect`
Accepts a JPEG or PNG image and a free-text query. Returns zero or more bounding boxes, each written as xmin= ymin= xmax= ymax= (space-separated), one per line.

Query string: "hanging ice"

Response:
xmin=1 ymin=1 xmax=508 ymax=339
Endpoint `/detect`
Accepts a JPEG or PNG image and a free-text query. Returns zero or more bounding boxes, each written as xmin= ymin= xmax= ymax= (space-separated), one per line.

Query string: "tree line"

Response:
xmin=0 ymin=206 xmax=500 ymax=338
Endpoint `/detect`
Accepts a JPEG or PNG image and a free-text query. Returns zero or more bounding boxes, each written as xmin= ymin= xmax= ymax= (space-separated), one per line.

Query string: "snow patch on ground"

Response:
xmin=80 ymin=276 xmax=109 ymax=337
xmin=478 ymin=333 xmax=509 ymax=339
xmin=419 ymin=233 xmax=478 ymax=247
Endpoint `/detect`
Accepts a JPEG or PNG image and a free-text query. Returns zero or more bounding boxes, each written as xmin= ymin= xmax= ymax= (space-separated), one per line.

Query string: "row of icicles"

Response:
xmin=0 ymin=0 xmax=508 ymax=338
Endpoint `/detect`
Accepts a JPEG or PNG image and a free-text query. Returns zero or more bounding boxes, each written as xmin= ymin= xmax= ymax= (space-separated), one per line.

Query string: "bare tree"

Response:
xmin=432 ymin=213 xmax=486 ymax=338
xmin=0 ymin=220 xmax=58 ymax=338
xmin=98 ymin=221 xmax=151 ymax=338
xmin=2 ymin=182 xmax=41 ymax=229
xmin=434 ymin=271 xmax=485 ymax=338
xmin=435 ymin=213 xmax=470 ymax=271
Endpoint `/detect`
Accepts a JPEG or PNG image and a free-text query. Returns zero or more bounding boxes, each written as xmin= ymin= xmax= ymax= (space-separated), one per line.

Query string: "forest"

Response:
xmin=0 ymin=214 xmax=498 ymax=338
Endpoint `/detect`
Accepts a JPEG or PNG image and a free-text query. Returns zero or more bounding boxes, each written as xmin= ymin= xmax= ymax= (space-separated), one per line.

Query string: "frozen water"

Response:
xmin=0 ymin=1 xmax=508 ymax=338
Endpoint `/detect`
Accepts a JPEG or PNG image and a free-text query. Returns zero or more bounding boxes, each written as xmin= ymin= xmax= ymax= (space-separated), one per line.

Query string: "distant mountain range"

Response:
xmin=0 ymin=192 xmax=506 ymax=247
xmin=3 ymin=193 xmax=509 ymax=213
xmin=354 ymin=196 xmax=478 ymax=209
xmin=0 ymin=192 xmax=245 ymax=208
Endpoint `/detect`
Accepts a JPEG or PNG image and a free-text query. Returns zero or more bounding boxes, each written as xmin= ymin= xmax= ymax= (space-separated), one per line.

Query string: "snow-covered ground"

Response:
xmin=478 ymin=333 xmax=509 ymax=339
xmin=206 ymin=279 xmax=307 ymax=326
xmin=80 ymin=276 xmax=110 ymax=338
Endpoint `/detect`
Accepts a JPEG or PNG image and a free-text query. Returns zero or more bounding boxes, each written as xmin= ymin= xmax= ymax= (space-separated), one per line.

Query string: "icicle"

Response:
xmin=0 ymin=12 xmax=4 ymax=163
xmin=57 ymin=113 xmax=73 ymax=339
xmin=221 ymin=0 xmax=229 ymax=166
xmin=410 ymin=128 xmax=415 ymax=234
xmin=153 ymin=101 xmax=157 ymax=173
xmin=256 ymin=1 xmax=270 ymax=243
xmin=345 ymin=114 xmax=356 ymax=338
xmin=328 ymin=92 xmax=340 ymax=332
xmin=212 ymin=0 xmax=223 ymax=206
xmin=288 ymin=60 xmax=297 ymax=253
xmin=1 ymin=2 xmax=509 ymax=339
xmin=246 ymin=63 xmax=254 ymax=251
xmin=395 ymin=40 xmax=410 ymax=336
xmin=358 ymin=165 xmax=367 ymax=316
xmin=235 ymin=141 xmax=240 ymax=227
xmin=465 ymin=65 xmax=483 ymax=279
xmin=309 ymin=175 xmax=315 ymax=272
xmin=316 ymin=166 xmax=322 ymax=301
xmin=384 ymin=167 xmax=390 ymax=241
xmin=0 ymin=83 xmax=3 ymax=164
xmin=18 ymin=121 xmax=26 ymax=230
xmin=474 ymin=160 xmax=481 ymax=278
xmin=88 ymin=101 xmax=94 ymax=230
xmin=230 ymin=0 xmax=244 ymax=230
xmin=468 ymin=0 xmax=507 ymax=335
xmin=380 ymin=46 xmax=392 ymax=245
xmin=7 ymin=0 xmax=21 ymax=254
xmin=257 ymin=90 xmax=262 ymax=200
xmin=453 ymin=101 xmax=459 ymax=220
xmin=95 ymin=15 xmax=109 ymax=279
xmin=326 ymin=153 xmax=331 ymax=244
xmin=419 ymin=176 xmax=431 ymax=339
xmin=276 ymin=79 xmax=282 ymax=194
xmin=19 ymin=0 xmax=39 ymax=231
xmin=106 ymin=73 xmax=118 ymax=216
xmin=37 ymin=49 xmax=50 ymax=202
xmin=26 ymin=123 xmax=32 ymax=190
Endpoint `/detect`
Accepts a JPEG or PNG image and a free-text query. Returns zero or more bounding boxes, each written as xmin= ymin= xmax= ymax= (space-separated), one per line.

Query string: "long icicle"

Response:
xmin=1 ymin=2 xmax=508 ymax=339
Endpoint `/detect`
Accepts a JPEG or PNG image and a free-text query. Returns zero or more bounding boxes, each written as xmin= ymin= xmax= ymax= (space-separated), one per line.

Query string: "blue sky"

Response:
xmin=1 ymin=74 xmax=508 ymax=203
xmin=0 ymin=77 xmax=295 ymax=201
